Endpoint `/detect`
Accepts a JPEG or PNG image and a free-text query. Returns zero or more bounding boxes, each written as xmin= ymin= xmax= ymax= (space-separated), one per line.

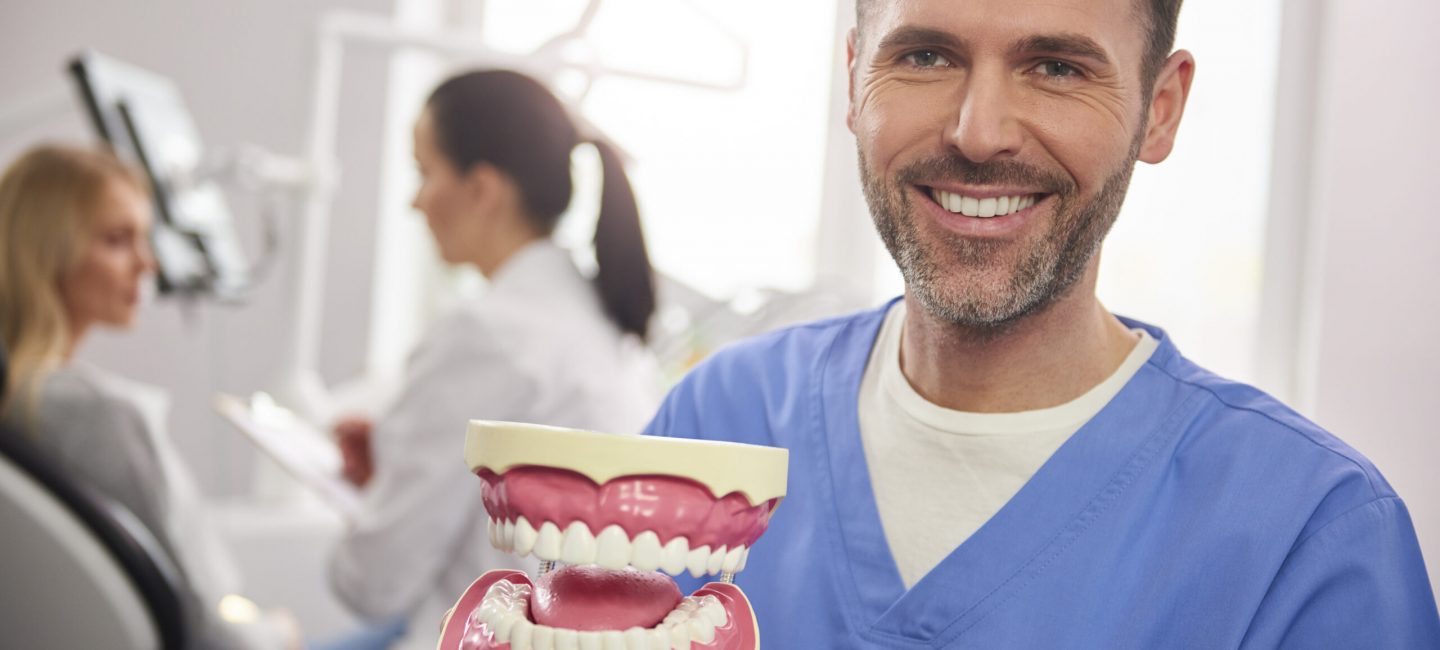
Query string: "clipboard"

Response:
xmin=214 ymin=392 xmax=362 ymax=520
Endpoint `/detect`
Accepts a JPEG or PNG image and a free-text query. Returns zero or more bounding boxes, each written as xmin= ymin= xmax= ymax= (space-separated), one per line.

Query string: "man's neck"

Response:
xmin=898 ymin=273 xmax=1138 ymax=413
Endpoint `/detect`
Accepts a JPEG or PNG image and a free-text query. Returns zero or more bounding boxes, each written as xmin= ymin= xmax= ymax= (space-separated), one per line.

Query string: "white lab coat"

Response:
xmin=328 ymin=240 xmax=662 ymax=649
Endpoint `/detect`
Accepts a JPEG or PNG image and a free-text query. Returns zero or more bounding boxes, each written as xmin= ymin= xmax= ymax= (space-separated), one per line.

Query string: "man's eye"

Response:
xmin=903 ymin=50 xmax=950 ymax=68
xmin=1036 ymin=60 xmax=1081 ymax=78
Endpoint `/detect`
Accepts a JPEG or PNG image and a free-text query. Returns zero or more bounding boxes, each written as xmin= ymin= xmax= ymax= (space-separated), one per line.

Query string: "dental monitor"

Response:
xmin=68 ymin=50 xmax=250 ymax=301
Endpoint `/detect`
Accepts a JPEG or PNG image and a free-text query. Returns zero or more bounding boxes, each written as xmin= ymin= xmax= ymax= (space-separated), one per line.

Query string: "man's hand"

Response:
xmin=334 ymin=416 xmax=375 ymax=488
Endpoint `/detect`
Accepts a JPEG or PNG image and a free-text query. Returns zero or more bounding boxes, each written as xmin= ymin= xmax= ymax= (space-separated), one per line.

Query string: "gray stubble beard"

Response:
xmin=859 ymin=137 xmax=1141 ymax=332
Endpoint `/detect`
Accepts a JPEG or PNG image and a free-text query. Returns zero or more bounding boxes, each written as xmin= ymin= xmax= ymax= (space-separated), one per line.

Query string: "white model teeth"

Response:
xmin=514 ymin=517 xmax=539 ymax=556
xmin=561 ymin=521 xmax=597 ymax=565
xmin=488 ymin=518 xmax=750 ymax=578
xmin=685 ymin=546 xmax=709 ymax=579
xmin=477 ymin=581 xmax=728 ymax=650
xmin=535 ymin=521 xmax=564 ymax=560
xmin=594 ymin=525 xmax=632 ymax=570
xmin=631 ymin=531 xmax=663 ymax=572
xmin=929 ymin=188 xmax=1036 ymax=218
xmin=721 ymin=546 xmax=744 ymax=574
xmin=475 ymin=580 xmax=530 ymax=646
xmin=661 ymin=536 xmax=689 ymax=577
xmin=705 ymin=546 xmax=727 ymax=576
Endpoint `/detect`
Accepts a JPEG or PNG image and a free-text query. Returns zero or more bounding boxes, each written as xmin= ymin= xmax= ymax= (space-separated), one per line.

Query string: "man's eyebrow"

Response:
xmin=873 ymin=26 xmax=968 ymax=54
xmin=1013 ymin=34 xmax=1113 ymax=67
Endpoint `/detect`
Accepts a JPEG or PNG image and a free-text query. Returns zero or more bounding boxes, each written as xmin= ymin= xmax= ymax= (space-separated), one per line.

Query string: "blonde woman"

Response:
xmin=0 ymin=144 xmax=294 ymax=649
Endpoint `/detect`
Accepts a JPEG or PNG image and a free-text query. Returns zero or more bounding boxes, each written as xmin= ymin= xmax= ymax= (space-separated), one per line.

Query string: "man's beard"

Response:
xmin=860 ymin=138 xmax=1140 ymax=330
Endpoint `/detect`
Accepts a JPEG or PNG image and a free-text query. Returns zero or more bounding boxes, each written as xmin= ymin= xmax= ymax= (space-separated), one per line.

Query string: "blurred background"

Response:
xmin=1 ymin=0 xmax=1436 ymax=636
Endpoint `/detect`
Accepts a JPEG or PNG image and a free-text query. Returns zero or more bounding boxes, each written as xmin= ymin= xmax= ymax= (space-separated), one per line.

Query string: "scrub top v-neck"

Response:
xmin=643 ymin=301 xmax=1439 ymax=648
xmin=816 ymin=307 xmax=1194 ymax=646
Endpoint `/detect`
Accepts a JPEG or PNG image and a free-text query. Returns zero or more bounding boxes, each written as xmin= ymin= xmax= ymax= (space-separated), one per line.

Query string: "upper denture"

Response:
xmin=466 ymin=422 xmax=788 ymax=579
xmin=480 ymin=468 xmax=778 ymax=577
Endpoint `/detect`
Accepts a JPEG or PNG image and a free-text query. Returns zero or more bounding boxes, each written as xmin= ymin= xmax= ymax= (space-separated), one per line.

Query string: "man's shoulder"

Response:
xmin=684 ymin=305 xmax=886 ymax=388
xmin=1149 ymin=343 xmax=1398 ymax=529
xmin=646 ymin=305 xmax=887 ymax=444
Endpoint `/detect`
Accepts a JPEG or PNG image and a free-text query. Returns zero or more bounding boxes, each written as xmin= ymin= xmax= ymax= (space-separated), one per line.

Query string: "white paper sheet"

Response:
xmin=213 ymin=392 xmax=361 ymax=520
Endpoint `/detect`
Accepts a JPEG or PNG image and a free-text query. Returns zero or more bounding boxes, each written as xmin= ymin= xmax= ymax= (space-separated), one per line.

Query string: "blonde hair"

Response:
xmin=0 ymin=143 xmax=145 ymax=417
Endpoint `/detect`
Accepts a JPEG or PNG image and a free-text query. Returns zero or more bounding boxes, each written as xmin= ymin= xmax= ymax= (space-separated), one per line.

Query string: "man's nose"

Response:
xmin=948 ymin=69 xmax=1024 ymax=164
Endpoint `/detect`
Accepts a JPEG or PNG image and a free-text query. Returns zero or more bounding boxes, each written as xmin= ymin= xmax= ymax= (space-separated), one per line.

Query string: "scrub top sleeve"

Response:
xmin=330 ymin=338 xmax=539 ymax=621
xmin=641 ymin=383 xmax=683 ymax=439
xmin=641 ymin=368 xmax=712 ymax=442
xmin=1240 ymin=496 xmax=1440 ymax=648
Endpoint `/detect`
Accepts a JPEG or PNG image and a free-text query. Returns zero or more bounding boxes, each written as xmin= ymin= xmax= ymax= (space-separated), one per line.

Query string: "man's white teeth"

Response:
xmin=477 ymin=580 xmax=728 ymax=650
xmin=489 ymin=517 xmax=750 ymax=578
xmin=930 ymin=189 xmax=1036 ymax=218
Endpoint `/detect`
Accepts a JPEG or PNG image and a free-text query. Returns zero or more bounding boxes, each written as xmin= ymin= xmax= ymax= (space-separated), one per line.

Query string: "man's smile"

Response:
xmin=911 ymin=183 xmax=1053 ymax=237
xmin=926 ymin=187 xmax=1040 ymax=218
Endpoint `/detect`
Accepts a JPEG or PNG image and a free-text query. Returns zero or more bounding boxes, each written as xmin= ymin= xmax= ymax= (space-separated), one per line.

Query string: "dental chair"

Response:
xmin=0 ymin=342 xmax=191 ymax=649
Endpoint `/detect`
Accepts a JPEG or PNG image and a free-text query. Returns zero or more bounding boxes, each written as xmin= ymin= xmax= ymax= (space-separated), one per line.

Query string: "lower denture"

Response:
xmin=453 ymin=569 xmax=749 ymax=650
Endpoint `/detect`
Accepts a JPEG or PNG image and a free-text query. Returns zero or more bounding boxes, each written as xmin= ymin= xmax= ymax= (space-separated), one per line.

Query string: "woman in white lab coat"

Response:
xmin=0 ymin=144 xmax=294 ymax=649
xmin=327 ymin=70 xmax=662 ymax=648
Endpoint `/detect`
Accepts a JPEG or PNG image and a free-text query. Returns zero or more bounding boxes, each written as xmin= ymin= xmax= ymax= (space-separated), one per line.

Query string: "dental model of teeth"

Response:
xmin=438 ymin=422 xmax=788 ymax=650
xmin=930 ymin=188 xmax=1038 ymax=218
xmin=486 ymin=517 xmax=753 ymax=578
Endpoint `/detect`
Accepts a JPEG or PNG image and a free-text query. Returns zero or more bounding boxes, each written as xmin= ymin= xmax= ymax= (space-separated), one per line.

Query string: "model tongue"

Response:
xmin=531 ymin=565 xmax=682 ymax=631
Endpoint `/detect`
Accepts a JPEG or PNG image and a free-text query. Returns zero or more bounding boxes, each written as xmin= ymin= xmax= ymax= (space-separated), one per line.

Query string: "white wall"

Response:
xmin=1298 ymin=0 xmax=1440 ymax=602
xmin=0 ymin=0 xmax=394 ymax=497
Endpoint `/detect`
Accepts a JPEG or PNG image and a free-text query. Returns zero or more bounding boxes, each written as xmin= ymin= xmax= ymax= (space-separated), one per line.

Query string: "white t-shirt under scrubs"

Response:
xmin=858 ymin=301 xmax=1158 ymax=587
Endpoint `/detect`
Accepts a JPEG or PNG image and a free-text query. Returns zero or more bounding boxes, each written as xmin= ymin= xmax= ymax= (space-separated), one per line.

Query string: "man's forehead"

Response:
xmin=861 ymin=0 xmax=1144 ymax=53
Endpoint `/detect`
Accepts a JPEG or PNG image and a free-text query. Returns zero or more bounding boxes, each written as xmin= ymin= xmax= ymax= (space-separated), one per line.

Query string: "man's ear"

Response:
xmin=1138 ymin=50 xmax=1196 ymax=164
xmin=846 ymin=27 xmax=861 ymax=134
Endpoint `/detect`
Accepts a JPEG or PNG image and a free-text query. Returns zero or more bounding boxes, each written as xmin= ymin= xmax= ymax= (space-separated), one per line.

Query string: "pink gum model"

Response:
xmin=437 ymin=421 xmax=787 ymax=650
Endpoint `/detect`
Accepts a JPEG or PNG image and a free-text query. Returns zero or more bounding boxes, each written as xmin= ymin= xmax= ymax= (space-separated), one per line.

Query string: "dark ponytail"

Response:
xmin=589 ymin=139 xmax=654 ymax=340
xmin=426 ymin=70 xmax=655 ymax=339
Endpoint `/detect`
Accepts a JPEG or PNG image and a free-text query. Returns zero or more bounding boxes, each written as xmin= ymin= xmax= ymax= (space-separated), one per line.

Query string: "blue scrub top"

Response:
xmin=644 ymin=302 xmax=1440 ymax=648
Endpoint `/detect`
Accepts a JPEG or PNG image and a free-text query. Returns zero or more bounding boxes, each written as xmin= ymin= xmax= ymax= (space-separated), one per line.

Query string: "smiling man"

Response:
xmin=643 ymin=0 xmax=1440 ymax=647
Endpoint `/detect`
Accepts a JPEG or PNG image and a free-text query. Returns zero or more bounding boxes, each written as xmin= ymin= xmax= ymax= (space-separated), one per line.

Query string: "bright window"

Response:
xmin=475 ymin=0 xmax=838 ymax=298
